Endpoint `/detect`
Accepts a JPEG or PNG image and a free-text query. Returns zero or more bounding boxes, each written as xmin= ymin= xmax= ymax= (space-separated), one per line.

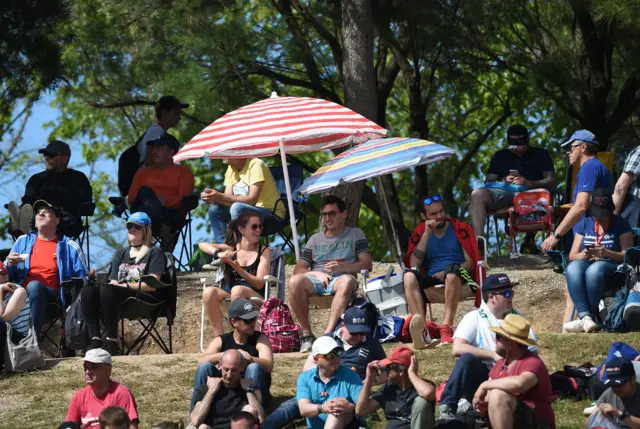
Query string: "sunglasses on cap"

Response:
xmin=424 ymin=195 xmax=441 ymax=205
xmin=126 ymin=223 xmax=143 ymax=231
xmin=492 ymin=289 xmax=514 ymax=299
xmin=317 ymin=348 xmax=344 ymax=360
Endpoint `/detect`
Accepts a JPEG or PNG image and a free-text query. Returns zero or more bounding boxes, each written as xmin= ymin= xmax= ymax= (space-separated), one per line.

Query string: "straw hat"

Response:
xmin=489 ymin=314 xmax=536 ymax=347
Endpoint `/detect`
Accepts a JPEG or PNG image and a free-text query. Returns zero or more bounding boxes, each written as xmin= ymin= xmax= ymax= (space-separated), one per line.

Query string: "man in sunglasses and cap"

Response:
xmin=470 ymin=124 xmax=556 ymax=255
xmin=403 ymin=194 xmax=482 ymax=345
xmin=542 ymin=129 xmax=614 ymax=253
xmin=472 ymin=314 xmax=554 ymax=429
xmin=192 ymin=298 xmax=273 ymax=417
xmin=587 ymin=357 xmax=640 ymax=428
xmin=4 ymin=200 xmax=87 ymax=334
xmin=438 ymin=273 xmax=537 ymax=421
xmin=296 ymin=336 xmax=363 ymax=429
xmin=357 ymin=345 xmax=436 ymax=428
xmin=7 ymin=139 xmax=92 ymax=239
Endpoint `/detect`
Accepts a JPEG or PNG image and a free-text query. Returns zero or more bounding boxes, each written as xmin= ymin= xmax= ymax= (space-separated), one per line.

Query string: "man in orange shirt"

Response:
xmin=127 ymin=134 xmax=194 ymax=248
xmin=4 ymin=200 xmax=87 ymax=333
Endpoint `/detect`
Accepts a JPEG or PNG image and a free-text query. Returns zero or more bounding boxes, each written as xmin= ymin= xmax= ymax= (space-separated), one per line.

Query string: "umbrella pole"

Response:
xmin=278 ymin=138 xmax=301 ymax=259
xmin=376 ymin=177 xmax=405 ymax=270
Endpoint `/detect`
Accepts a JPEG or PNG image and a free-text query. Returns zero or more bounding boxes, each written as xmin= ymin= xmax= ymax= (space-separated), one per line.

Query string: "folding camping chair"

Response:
xmin=38 ymin=277 xmax=84 ymax=358
xmin=108 ymin=194 xmax=198 ymax=271
xmin=505 ymin=189 xmax=553 ymax=258
xmin=116 ymin=252 xmax=178 ymax=355
xmin=261 ymin=164 xmax=308 ymax=252
xmin=74 ymin=202 xmax=96 ymax=268
xmin=199 ymin=247 xmax=286 ymax=352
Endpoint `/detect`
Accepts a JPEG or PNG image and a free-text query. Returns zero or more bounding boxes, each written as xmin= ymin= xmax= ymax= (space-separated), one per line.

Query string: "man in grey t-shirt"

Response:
xmin=587 ymin=358 xmax=640 ymax=428
xmin=288 ymin=195 xmax=373 ymax=353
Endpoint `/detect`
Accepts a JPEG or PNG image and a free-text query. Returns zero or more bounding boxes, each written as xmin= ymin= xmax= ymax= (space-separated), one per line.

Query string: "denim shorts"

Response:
xmin=305 ymin=274 xmax=341 ymax=296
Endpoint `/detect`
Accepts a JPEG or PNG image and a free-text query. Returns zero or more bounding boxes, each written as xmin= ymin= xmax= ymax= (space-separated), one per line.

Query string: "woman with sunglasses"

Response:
xmin=563 ymin=188 xmax=633 ymax=334
xmin=201 ymin=211 xmax=272 ymax=337
xmin=80 ymin=212 xmax=167 ymax=355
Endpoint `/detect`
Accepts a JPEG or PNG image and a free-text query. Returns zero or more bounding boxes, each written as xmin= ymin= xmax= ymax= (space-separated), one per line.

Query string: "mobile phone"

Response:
xmin=509 ymin=170 xmax=519 ymax=176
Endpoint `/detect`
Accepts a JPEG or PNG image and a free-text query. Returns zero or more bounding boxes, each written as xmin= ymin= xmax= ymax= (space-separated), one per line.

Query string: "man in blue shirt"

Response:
xmin=296 ymin=336 xmax=363 ymax=429
xmin=263 ymin=307 xmax=385 ymax=429
xmin=542 ymin=129 xmax=614 ymax=252
xmin=470 ymin=125 xmax=556 ymax=254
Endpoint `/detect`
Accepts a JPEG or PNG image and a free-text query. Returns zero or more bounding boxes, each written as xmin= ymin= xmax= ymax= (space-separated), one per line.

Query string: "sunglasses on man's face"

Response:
xmin=241 ymin=317 xmax=257 ymax=325
xmin=43 ymin=153 xmax=60 ymax=159
xmin=317 ymin=348 xmax=343 ymax=360
xmin=385 ymin=364 xmax=406 ymax=374
xmin=566 ymin=143 xmax=583 ymax=154
xmin=493 ymin=289 xmax=514 ymax=299
xmin=424 ymin=195 xmax=441 ymax=205
xmin=127 ymin=223 xmax=143 ymax=231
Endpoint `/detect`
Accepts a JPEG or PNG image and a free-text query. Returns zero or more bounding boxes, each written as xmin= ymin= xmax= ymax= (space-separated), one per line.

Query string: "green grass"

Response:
xmin=1 ymin=333 xmax=638 ymax=429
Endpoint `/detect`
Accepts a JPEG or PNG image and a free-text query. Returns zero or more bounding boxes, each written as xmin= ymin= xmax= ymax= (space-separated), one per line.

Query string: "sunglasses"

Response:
xmin=317 ymin=348 xmax=343 ymax=360
xmin=424 ymin=195 xmax=441 ymax=205
xmin=249 ymin=223 xmax=263 ymax=231
xmin=241 ymin=317 xmax=257 ymax=324
xmin=43 ymin=153 xmax=60 ymax=159
xmin=320 ymin=210 xmax=340 ymax=218
xmin=384 ymin=364 xmax=407 ymax=374
xmin=127 ymin=223 xmax=143 ymax=231
xmin=493 ymin=289 xmax=514 ymax=299
xmin=566 ymin=143 xmax=583 ymax=154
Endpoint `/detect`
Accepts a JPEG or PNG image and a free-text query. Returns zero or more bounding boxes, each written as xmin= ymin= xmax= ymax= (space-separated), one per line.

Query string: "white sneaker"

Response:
xmin=583 ymin=403 xmax=597 ymax=415
xmin=563 ymin=319 xmax=584 ymax=333
xmin=582 ymin=316 xmax=599 ymax=333
xmin=457 ymin=398 xmax=472 ymax=414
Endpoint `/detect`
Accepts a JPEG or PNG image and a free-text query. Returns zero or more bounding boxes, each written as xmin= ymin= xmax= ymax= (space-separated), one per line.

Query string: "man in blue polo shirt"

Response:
xmin=296 ymin=336 xmax=363 ymax=429
xmin=542 ymin=129 xmax=614 ymax=252
xmin=263 ymin=307 xmax=385 ymax=429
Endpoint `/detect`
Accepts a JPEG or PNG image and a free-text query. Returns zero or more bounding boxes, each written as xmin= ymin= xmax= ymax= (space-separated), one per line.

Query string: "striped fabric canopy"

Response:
xmin=298 ymin=137 xmax=456 ymax=194
xmin=173 ymin=94 xmax=387 ymax=162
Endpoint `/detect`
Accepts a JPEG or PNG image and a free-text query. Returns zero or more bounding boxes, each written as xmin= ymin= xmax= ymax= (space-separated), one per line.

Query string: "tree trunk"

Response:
xmin=327 ymin=0 xmax=377 ymax=227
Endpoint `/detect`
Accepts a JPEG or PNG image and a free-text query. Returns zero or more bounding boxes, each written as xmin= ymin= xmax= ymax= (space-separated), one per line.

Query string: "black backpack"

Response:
xmin=117 ymin=133 xmax=145 ymax=197
xmin=65 ymin=295 xmax=88 ymax=351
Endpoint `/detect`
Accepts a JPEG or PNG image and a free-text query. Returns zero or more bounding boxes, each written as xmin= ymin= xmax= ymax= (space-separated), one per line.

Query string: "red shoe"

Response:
xmin=440 ymin=324 xmax=454 ymax=345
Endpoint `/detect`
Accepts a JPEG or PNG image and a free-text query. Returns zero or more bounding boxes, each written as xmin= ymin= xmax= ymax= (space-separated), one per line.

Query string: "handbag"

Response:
xmin=3 ymin=319 xmax=45 ymax=372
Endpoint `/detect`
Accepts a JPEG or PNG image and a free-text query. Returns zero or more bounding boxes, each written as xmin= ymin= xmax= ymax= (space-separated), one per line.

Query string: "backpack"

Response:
xmin=602 ymin=286 xmax=630 ymax=332
xmin=257 ymin=298 xmax=300 ymax=353
xmin=65 ymin=295 xmax=88 ymax=351
xmin=117 ymin=134 xmax=145 ymax=197
xmin=349 ymin=296 xmax=379 ymax=334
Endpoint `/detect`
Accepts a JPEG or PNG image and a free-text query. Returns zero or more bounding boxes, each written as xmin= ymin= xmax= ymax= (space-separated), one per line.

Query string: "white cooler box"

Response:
xmin=365 ymin=266 xmax=409 ymax=316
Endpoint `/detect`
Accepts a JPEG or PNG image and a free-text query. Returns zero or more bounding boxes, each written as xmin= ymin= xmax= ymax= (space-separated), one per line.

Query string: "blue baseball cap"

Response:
xmin=482 ymin=273 xmax=516 ymax=292
xmin=342 ymin=306 xmax=370 ymax=334
xmin=126 ymin=212 xmax=152 ymax=227
xmin=561 ymin=129 xmax=598 ymax=148
xmin=604 ymin=357 xmax=635 ymax=386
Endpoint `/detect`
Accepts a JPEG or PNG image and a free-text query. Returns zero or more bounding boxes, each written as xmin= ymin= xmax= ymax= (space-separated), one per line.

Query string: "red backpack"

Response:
xmin=257 ymin=298 xmax=300 ymax=353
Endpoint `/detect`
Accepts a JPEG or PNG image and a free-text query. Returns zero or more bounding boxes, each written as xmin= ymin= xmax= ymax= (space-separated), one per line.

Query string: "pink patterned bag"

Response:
xmin=257 ymin=298 xmax=300 ymax=353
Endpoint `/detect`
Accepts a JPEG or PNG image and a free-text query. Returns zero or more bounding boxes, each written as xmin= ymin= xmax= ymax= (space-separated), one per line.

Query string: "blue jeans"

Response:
xmin=207 ymin=203 xmax=273 ymax=244
xmin=25 ymin=280 xmax=59 ymax=333
xmin=440 ymin=353 xmax=490 ymax=409
xmin=264 ymin=397 xmax=299 ymax=429
xmin=190 ymin=361 xmax=271 ymax=409
xmin=566 ymin=259 xmax=618 ymax=319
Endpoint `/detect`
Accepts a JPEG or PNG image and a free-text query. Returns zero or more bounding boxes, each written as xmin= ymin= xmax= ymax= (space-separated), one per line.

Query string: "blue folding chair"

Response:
xmin=261 ymin=163 xmax=308 ymax=253
xmin=549 ymin=227 xmax=640 ymax=321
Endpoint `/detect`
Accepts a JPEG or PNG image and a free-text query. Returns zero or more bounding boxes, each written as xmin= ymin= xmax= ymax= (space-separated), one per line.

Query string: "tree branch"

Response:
xmin=252 ymin=64 xmax=342 ymax=103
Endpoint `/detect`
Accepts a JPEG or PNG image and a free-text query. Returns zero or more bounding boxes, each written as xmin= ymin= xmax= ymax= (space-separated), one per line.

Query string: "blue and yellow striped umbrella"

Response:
xmin=298 ymin=137 xmax=456 ymax=195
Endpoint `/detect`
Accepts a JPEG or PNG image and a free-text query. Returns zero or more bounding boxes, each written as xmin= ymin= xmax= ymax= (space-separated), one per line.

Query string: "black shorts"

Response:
xmin=514 ymin=399 xmax=552 ymax=429
xmin=407 ymin=264 xmax=476 ymax=303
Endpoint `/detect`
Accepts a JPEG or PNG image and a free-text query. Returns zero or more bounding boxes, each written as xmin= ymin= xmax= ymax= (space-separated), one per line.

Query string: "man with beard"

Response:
xmin=403 ymin=195 xmax=482 ymax=345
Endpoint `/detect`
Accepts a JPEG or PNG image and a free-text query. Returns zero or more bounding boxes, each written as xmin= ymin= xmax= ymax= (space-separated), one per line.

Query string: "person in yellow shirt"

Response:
xmin=201 ymin=158 xmax=284 ymax=243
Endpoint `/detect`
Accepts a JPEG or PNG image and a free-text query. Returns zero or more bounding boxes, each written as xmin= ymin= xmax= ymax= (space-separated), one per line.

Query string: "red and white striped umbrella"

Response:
xmin=173 ymin=93 xmax=387 ymax=161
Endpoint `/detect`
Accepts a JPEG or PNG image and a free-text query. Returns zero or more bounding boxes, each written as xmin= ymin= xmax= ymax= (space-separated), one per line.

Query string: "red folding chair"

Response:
xmin=507 ymin=189 xmax=553 ymax=257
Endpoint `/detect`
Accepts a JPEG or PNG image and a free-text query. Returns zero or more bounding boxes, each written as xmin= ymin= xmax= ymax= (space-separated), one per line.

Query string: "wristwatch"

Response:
xmin=552 ymin=232 xmax=561 ymax=239
xmin=317 ymin=403 xmax=324 ymax=414
xmin=619 ymin=409 xmax=630 ymax=420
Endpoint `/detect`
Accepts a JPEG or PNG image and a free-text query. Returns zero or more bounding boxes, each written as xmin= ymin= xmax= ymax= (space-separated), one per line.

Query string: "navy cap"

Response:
xmin=228 ymin=298 xmax=259 ymax=320
xmin=38 ymin=140 xmax=71 ymax=157
xmin=147 ymin=133 xmax=180 ymax=153
xmin=589 ymin=187 xmax=614 ymax=218
xmin=156 ymin=95 xmax=189 ymax=110
xmin=342 ymin=306 xmax=370 ymax=334
xmin=482 ymin=273 xmax=516 ymax=292
xmin=561 ymin=129 xmax=598 ymax=148
xmin=604 ymin=357 xmax=636 ymax=386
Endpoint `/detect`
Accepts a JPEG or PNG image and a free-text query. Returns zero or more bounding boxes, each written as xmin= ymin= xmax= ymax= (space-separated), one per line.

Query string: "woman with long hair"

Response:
xmin=201 ymin=211 xmax=271 ymax=336
xmin=80 ymin=212 xmax=167 ymax=355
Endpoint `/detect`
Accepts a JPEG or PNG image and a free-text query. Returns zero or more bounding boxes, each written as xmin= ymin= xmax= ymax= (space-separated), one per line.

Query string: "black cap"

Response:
xmin=589 ymin=187 xmax=614 ymax=218
xmin=58 ymin=423 xmax=82 ymax=429
xmin=33 ymin=200 xmax=61 ymax=217
xmin=147 ymin=133 xmax=180 ymax=153
xmin=38 ymin=140 xmax=71 ymax=157
xmin=482 ymin=273 xmax=516 ymax=292
xmin=604 ymin=357 xmax=635 ymax=386
xmin=228 ymin=298 xmax=259 ymax=320
xmin=507 ymin=125 xmax=530 ymax=147
xmin=156 ymin=95 xmax=189 ymax=111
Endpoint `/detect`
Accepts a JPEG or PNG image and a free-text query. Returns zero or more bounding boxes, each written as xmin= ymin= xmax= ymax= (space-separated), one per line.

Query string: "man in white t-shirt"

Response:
xmin=438 ymin=273 xmax=537 ymax=421
xmin=136 ymin=96 xmax=189 ymax=166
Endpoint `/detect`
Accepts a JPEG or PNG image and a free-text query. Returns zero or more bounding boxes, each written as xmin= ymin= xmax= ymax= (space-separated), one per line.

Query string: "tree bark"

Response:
xmin=327 ymin=0 xmax=378 ymax=227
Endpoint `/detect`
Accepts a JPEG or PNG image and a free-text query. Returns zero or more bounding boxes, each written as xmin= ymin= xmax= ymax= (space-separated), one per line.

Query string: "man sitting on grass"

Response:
xmin=191 ymin=349 xmax=263 ymax=428
xmin=586 ymin=357 xmax=640 ymax=429
xmin=288 ymin=195 xmax=373 ymax=352
xmin=472 ymin=314 xmax=554 ymax=429
xmin=65 ymin=349 xmax=139 ymax=429
xmin=356 ymin=345 xmax=436 ymax=428
xmin=263 ymin=306 xmax=385 ymax=429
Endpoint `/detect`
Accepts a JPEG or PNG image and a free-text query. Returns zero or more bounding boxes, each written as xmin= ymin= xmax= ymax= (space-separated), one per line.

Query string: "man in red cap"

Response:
xmin=356 ymin=346 xmax=436 ymax=429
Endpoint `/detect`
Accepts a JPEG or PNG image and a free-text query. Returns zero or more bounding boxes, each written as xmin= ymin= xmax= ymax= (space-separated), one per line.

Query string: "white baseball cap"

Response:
xmin=311 ymin=336 xmax=343 ymax=357
xmin=84 ymin=348 xmax=112 ymax=365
